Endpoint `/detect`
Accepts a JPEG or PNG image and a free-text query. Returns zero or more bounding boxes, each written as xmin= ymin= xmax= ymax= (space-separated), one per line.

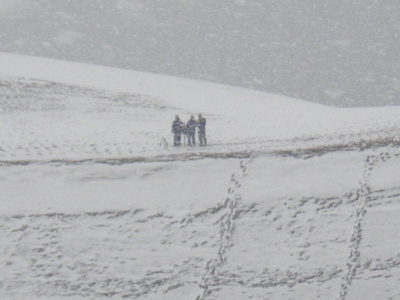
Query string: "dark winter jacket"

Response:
xmin=172 ymin=119 xmax=184 ymax=134
xmin=197 ymin=117 xmax=206 ymax=132
xmin=186 ymin=119 xmax=197 ymax=135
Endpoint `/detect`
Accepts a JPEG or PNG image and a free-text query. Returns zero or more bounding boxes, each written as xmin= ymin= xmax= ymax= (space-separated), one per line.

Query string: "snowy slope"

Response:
xmin=1 ymin=1 xmax=399 ymax=107
xmin=1 ymin=53 xmax=400 ymax=299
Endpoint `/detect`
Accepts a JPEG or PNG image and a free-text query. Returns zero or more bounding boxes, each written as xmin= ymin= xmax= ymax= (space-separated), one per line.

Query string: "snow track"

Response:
xmin=1 ymin=148 xmax=400 ymax=299
xmin=196 ymin=156 xmax=252 ymax=300
xmin=340 ymin=151 xmax=400 ymax=299
xmin=190 ymin=150 xmax=400 ymax=299
xmin=339 ymin=155 xmax=376 ymax=300
xmin=1 ymin=136 xmax=399 ymax=168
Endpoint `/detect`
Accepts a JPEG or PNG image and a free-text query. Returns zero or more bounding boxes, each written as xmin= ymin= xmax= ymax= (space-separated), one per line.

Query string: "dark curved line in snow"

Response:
xmin=0 ymin=137 xmax=399 ymax=167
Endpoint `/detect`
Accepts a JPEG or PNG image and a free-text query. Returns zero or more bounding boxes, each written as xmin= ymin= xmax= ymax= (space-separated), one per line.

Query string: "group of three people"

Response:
xmin=171 ymin=114 xmax=207 ymax=147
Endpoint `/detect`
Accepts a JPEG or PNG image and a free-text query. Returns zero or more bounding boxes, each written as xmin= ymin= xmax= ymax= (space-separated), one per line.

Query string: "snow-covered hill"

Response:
xmin=1 ymin=53 xmax=400 ymax=299
xmin=1 ymin=1 xmax=399 ymax=107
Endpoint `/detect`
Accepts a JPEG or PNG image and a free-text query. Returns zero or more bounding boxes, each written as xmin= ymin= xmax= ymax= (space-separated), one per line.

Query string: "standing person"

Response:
xmin=171 ymin=115 xmax=184 ymax=146
xmin=197 ymin=113 xmax=207 ymax=146
xmin=186 ymin=115 xmax=197 ymax=146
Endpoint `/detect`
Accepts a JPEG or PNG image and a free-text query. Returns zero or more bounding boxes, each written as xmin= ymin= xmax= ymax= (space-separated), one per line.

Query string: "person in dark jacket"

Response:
xmin=171 ymin=115 xmax=184 ymax=146
xmin=197 ymin=114 xmax=207 ymax=146
xmin=186 ymin=115 xmax=197 ymax=146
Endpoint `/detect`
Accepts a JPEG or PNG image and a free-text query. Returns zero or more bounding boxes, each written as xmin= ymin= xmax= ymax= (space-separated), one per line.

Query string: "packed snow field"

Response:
xmin=1 ymin=53 xmax=400 ymax=299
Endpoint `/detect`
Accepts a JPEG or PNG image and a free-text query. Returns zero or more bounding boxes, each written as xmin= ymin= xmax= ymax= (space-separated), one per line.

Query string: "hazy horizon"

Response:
xmin=1 ymin=0 xmax=399 ymax=107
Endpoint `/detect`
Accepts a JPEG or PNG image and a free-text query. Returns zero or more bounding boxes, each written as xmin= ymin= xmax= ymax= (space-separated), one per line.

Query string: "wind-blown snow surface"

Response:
xmin=1 ymin=52 xmax=400 ymax=299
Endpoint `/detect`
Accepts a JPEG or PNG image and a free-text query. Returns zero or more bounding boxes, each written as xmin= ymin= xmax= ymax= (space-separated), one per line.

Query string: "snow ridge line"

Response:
xmin=196 ymin=156 xmax=253 ymax=300
xmin=1 ymin=136 xmax=398 ymax=167
xmin=339 ymin=151 xmax=399 ymax=299
xmin=0 ymin=151 xmax=255 ymax=166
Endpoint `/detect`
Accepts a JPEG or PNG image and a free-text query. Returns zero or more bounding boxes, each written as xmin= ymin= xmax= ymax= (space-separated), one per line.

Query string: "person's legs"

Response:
xmin=174 ymin=133 xmax=182 ymax=146
xmin=202 ymin=130 xmax=207 ymax=146
xmin=198 ymin=132 xmax=204 ymax=146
